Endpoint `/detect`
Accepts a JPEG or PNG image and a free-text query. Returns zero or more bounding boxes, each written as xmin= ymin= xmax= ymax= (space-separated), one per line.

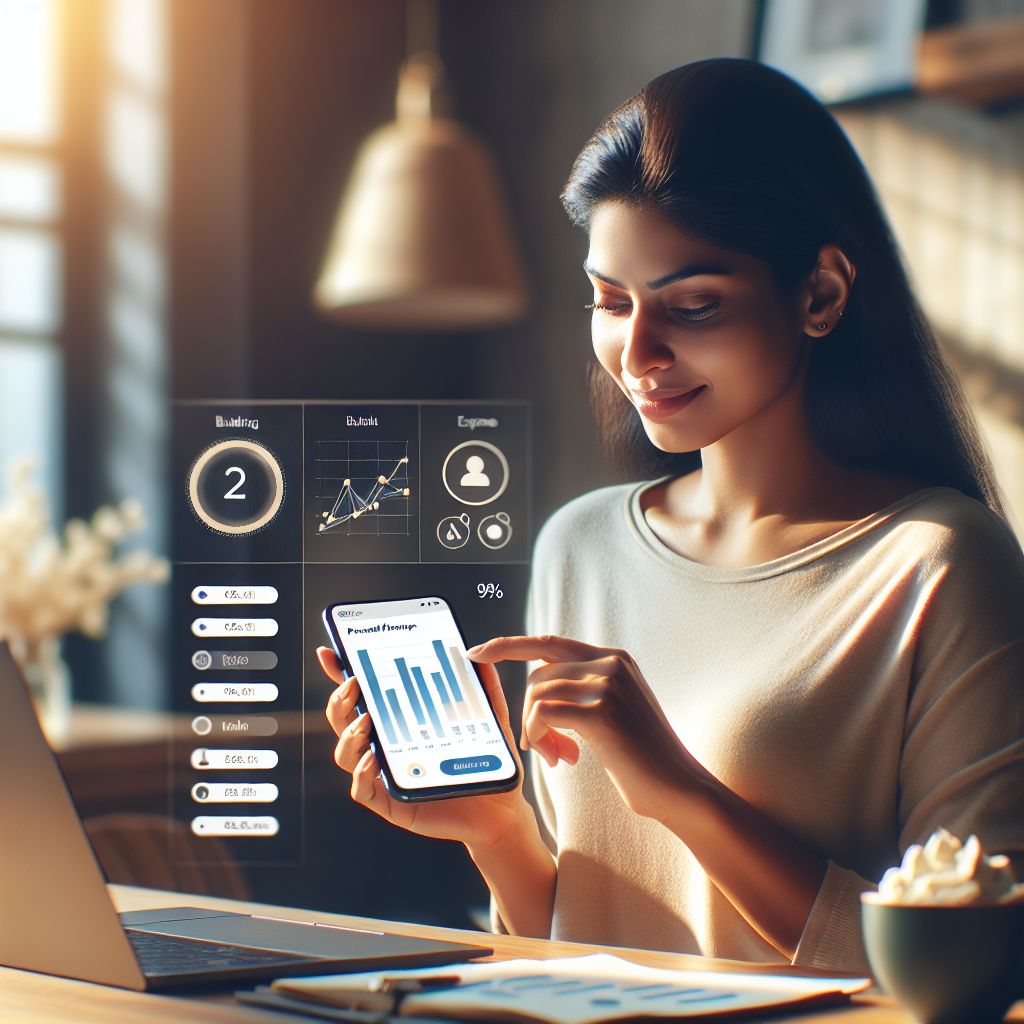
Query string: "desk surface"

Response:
xmin=0 ymin=883 xmax=1007 ymax=1024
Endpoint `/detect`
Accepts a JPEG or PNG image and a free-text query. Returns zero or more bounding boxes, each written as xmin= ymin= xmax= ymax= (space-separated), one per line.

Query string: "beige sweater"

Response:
xmin=523 ymin=483 xmax=1024 ymax=972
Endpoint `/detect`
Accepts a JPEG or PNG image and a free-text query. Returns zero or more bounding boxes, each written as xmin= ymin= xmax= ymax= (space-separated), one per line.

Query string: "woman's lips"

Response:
xmin=631 ymin=386 xmax=705 ymax=422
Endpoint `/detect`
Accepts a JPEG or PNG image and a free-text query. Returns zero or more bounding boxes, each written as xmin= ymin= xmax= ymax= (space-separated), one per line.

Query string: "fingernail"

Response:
xmin=465 ymin=644 xmax=481 ymax=656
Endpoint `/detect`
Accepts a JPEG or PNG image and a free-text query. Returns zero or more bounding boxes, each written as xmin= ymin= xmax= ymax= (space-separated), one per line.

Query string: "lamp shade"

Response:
xmin=314 ymin=63 xmax=530 ymax=332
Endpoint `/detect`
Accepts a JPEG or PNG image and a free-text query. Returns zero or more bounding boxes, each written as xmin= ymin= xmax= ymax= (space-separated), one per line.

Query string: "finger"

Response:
xmin=520 ymin=674 xmax=603 ymax=763
xmin=463 ymin=661 xmax=526 ymax=787
xmin=476 ymin=662 xmax=511 ymax=729
xmin=334 ymin=711 xmax=372 ymax=771
xmin=350 ymin=748 xmax=383 ymax=807
xmin=325 ymin=676 xmax=360 ymax=736
xmin=524 ymin=700 xmax=587 ymax=766
xmin=526 ymin=660 xmax=615 ymax=690
xmin=524 ymin=656 xmax=676 ymax=739
xmin=522 ymin=721 xmax=580 ymax=767
xmin=317 ymin=646 xmax=349 ymax=685
xmin=522 ymin=674 xmax=608 ymax=732
xmin=466 ymin=635 xmax=612 ymax=665
xmin=474 ymin=661 xmax=525 ymax=780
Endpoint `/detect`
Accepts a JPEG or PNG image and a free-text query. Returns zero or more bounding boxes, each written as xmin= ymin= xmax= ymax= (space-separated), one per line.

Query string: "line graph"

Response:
xmin=314 ymin=440 xmax=412 ymax=536
xmin=320 ymin=458 xmax=409 ymax=531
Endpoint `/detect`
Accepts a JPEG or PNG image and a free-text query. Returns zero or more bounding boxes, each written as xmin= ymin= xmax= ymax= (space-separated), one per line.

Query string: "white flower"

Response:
xmin=0 ymin=458 xmax=170 ymax=663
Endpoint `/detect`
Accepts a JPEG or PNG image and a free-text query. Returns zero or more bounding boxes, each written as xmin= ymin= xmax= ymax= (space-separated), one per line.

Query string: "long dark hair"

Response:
xmin=562 ymin=59 xmax=1003 ymax=514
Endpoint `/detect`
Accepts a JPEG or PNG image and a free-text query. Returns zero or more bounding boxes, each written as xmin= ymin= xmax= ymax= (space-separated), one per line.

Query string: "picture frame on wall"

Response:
xmin=757 ymin=0 xmax=928 ymax=104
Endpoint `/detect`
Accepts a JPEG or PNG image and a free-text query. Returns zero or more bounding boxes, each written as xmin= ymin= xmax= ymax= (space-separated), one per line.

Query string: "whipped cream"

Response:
xmin=872 ymin=828 xmax=1024 ymax=906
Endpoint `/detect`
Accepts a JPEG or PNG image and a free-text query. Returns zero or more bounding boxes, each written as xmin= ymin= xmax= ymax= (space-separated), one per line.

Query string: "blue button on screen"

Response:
xmin=439 ymin=755 xmax=502 ymax=776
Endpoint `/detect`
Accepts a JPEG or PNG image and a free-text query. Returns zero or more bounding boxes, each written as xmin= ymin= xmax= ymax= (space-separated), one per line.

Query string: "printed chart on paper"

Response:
xmin=314 ymin=440 xmax=412 ymax=536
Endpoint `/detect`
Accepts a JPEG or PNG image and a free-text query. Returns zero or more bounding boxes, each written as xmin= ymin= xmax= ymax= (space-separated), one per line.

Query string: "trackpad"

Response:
xmin=132 ymin=915 xmax=480 ymax=959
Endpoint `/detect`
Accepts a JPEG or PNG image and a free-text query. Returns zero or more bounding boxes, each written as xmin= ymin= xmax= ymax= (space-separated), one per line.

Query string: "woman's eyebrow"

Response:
xmin=582 ymin=263 xmax=624 ymax=287
xmin=583 ymin=262 xmax=731 ymax=290
xmin=646 ymin=264 xmax=731 ymax=289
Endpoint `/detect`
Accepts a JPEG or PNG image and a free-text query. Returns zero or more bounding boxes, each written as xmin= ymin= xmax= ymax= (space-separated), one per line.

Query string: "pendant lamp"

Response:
xmin=314 ymin=36 xmax=530 ymax=331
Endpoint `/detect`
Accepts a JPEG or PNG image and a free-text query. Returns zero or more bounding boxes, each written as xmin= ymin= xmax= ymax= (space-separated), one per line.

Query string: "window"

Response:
xmin=0 ymin=0 xmax=64 ymax=517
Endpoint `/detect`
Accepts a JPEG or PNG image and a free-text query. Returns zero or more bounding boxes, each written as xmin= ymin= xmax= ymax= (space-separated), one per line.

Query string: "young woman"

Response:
xmin=319 ymin=59 xmax=1024 ymax=973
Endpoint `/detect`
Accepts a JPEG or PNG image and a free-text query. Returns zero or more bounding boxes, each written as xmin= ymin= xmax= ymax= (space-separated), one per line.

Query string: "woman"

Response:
xmin=319 ymin=59 xmax=1024 ymax=972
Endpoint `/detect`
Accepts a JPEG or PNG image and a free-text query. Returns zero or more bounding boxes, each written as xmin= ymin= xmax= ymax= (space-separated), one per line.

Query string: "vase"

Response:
xmin=21 ymin=636 xmax=72 ymax=745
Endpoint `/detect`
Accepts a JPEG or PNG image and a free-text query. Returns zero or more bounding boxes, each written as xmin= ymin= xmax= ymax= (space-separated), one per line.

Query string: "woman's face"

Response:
xmin=586 ymin=202 xmax=812 ymax=455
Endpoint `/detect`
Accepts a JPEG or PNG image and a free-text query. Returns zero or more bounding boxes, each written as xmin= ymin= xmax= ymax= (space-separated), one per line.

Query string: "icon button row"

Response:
xmin=437 ymin=512 xmax=512 ymax=550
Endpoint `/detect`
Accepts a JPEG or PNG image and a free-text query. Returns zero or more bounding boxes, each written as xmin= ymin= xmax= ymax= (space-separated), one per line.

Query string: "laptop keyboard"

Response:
xmin=126 ymin=928 xmax=318 ymax=977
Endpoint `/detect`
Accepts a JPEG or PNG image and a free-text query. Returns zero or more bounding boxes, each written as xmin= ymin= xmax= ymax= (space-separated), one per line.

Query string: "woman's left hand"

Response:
xmin=467 ymin=635 xmax=713 ymax=823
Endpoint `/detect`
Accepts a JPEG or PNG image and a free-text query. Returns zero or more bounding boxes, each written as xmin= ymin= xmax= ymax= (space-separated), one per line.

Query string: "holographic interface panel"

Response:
xmin=173 ymin=401 xmax=530 ymax=865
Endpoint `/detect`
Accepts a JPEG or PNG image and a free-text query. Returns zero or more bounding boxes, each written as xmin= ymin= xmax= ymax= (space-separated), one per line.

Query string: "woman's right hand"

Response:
xmin=319 ymin=647 xmax=531 ymax=852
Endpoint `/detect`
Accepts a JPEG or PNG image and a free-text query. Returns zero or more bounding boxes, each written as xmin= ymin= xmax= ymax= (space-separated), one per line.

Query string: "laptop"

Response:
xmin=0 ymin=643 xmax=491 ymax=989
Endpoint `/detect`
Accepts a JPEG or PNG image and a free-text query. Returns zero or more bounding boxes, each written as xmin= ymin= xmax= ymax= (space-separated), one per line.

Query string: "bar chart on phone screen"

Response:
xmin=314 ymin=440 xmax=411 ymax=535
xmin=354 ymin=638 xmax=492 ymax=746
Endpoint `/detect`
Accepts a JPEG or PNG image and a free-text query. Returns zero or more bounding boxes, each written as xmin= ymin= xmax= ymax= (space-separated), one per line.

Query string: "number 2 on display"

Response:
xmin=224 ymin=466 xmax=246 ymax=500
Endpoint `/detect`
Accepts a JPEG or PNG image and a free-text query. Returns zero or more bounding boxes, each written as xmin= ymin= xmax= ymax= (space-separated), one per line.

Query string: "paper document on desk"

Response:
xmin=272 ymin=952 xmax=871 ymax=1023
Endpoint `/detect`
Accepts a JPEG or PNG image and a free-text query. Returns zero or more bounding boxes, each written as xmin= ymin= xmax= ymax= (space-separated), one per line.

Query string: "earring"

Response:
xmin=816 ymin=321 xmax=828 ymax=331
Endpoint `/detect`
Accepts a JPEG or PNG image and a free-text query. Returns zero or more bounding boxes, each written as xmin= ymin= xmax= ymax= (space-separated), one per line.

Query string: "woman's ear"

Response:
xmin=801 ymin=244 xmax=856 ymax=337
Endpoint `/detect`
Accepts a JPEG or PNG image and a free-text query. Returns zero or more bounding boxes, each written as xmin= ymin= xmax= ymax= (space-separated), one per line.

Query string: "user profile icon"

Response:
xmin=460 ymin=455 xmax=490 ymax=488
xmin=191 ymin=650 xmax=212 ymax=670
xmin=442 ymin=440 xmax=509 ymax=506
xmin=406 ymin=763 xmax=427 ymax=779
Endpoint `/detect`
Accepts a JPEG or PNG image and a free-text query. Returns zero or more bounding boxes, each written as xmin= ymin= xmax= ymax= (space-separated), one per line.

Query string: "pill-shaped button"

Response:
xmin=191 ymin=782 xmax=278 ymax=803
xmin=191 ymin=683 xmax=279 ymax=702
xmin=191 ymin=586 xmax=279 ymax=605
xmin=191 ymin=715 xmax=278 ymax=737
xmin=191 ymin=816 xmax=279 ymax=836
xmin=191 ymin=618 xmax=278 ymax=637
xmin=190 ymin=748 xmax=279 ymax=770
xmin=439 ymin=755 xmax=503 ymax=776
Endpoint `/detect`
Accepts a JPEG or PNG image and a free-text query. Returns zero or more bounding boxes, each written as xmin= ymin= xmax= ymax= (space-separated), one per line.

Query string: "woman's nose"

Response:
xmin=621 ymin=306 xmax=675 ymax=380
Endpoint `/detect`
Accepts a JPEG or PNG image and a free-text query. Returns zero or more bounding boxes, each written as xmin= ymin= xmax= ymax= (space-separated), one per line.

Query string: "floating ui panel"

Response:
xmin=173 ymin=401 xmax=530 ymax=866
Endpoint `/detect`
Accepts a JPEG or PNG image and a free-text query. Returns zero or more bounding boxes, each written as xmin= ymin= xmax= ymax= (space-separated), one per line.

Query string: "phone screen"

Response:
xmin=329 ymin=597 xmax=517 ymax=791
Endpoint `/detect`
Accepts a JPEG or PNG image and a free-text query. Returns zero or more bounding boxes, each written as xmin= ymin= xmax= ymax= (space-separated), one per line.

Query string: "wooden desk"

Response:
xmin=0 ymin=883 xmax=935 ymax=1024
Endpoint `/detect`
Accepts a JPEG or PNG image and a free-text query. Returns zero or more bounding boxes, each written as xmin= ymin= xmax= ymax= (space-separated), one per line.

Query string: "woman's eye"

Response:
xmin=585 ymin=300 xmax=630 ymax=314
xmin=670 ymin=300 xmax=720 ymax=322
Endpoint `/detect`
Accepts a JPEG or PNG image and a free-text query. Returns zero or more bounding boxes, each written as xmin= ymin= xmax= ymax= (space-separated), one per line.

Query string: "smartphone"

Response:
xmin=322 ymin=596 xmax=520 ymax=802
